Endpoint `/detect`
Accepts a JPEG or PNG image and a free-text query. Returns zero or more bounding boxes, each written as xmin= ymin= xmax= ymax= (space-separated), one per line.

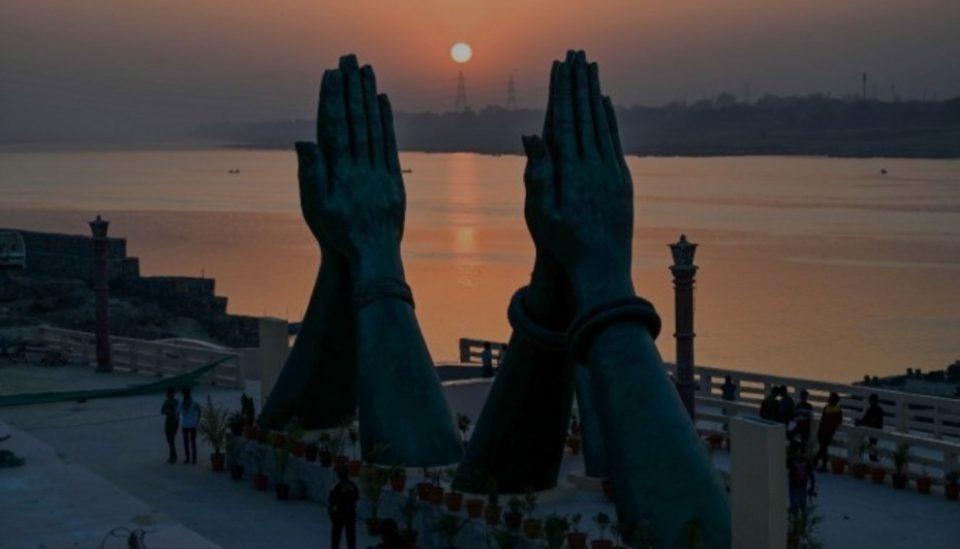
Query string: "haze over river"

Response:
xmin=2 ymin=150 xmax=958 ymax=383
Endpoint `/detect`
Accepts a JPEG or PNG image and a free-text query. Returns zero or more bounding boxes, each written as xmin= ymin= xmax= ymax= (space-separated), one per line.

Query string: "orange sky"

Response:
xmin=2 ymin=0 xmax=958 ymax=142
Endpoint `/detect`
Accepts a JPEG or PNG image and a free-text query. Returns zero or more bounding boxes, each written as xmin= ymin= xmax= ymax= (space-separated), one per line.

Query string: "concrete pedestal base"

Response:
xmin=731 ymin=416 xmax=786 ymax=549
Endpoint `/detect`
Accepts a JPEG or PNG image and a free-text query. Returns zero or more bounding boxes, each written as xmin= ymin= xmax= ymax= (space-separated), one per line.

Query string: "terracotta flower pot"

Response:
xmin=366 ymin=518 xmax=381 ymax=536
xmin=851 ymin=463 xmax=868 ymax=479
xmin=892 ymin=473 xmax=908 ymax=489
xmin=484 ymin=504 xmax=502 ymax=526
xmin=292 ymin=442 xmax=306 ymax=458
xmin=522 ymin=518 xmax=542 ymax=539
xmin=390 ymin=472 xmax=407 ymax=492
xmin=916 ymin=477 xmax=932 ymax=494
xmin=602 ymin=479 xmax=615 ymax=501
xmin=252 ymin=474 xmax=268 ymax=491
xmin=830 ymin=458 xmax=847 ymax=475
xmin=210 ymin=453 xmax=225 ymax=472
xmin=465 ymin=498 xmax=484 ymax=519
xmin=567 ymin=532 xmax=588 ymax=549
xmin=230 ymin=464 xmax=244 ymax=481
xmin=275 ymin=483 xmax=291 ymax=500
xmin=946 ymin=484 xmax=959 ymax=501
xmin=348 ymin=459 xmax=362 ymax=477
xmin=870 ymin=468 xmax=886 ymax=485
xmin=591 ymin=541 xmax=614 ymax=549
xmin=304 ymin=444 xmax=319 ymax=462
xmin=708 ymin=433 xmax=725 ymax=450
xmin=504 ymin=511 xmax=523 ymax=531
xmin=416 ymin=482 xmax=433 ymax=501
xmin=427 ymin=485 xmax=445 ymax=505
xmin=444 ymin=491 xmax=463 ymax=512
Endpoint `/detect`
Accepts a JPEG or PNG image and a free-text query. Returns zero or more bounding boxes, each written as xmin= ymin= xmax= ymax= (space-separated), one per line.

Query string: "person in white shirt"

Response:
xmin=177 ymin=386 xmax=202 ymax=465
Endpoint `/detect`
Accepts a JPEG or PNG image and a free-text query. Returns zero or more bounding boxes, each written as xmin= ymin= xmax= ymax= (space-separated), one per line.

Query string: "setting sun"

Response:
xmin=450 ymin=42 xmax=472 ymax=63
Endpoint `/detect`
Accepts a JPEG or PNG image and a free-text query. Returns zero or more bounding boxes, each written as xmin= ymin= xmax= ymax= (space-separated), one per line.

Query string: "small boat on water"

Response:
xmin=228 ymin=169 xmax=240 ymax=174
xmin=401 ymin=168 xmax=413 ymax=174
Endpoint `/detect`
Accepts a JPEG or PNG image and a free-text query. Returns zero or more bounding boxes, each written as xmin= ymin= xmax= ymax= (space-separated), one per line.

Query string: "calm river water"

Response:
xmin=2 ymin=150 xmax=958 ymax=382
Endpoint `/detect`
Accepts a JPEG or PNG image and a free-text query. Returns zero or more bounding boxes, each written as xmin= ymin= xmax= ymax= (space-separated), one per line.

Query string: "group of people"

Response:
xmin=159 ymin=386 xmax=202 ymax=465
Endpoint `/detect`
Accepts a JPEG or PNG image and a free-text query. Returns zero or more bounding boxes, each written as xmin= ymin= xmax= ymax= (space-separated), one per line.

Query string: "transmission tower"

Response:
xmin=454 ymin=72 xmax=470 ymax=113
xmin=506 ymin=74 xmax=518 ymax=110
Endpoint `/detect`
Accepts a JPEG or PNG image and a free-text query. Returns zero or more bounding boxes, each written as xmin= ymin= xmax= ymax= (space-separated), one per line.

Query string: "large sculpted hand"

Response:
xmin=296 ymin=55 xmax=405 ymax=283
xmin=523 ymin=51 xmax=635 ymax=311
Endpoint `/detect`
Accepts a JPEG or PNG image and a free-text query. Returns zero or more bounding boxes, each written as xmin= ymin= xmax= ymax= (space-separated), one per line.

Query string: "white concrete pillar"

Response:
xmin=258 ymin=317 xmax=289 ymax=404
xmin=731 ymin=416 xmax=786 ymax=549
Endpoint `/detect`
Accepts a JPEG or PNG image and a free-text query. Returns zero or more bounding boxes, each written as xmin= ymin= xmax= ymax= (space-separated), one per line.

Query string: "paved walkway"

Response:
xmin=1 ymin=363 xmax=958 ymax=548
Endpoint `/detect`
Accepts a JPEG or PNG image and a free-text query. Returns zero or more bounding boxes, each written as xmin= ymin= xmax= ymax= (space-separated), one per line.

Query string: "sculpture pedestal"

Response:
xmin=731 ymin=416 xmax=786 ymax=549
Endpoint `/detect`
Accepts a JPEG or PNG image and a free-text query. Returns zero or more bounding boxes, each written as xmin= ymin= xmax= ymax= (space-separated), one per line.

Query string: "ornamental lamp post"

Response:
xmin=89 ymin=215 xmax=112 ymax=373
xmin=669 ymin=234 xmax=698 ymax=420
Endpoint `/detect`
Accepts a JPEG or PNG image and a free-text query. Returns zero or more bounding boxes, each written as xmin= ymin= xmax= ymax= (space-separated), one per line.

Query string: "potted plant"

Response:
xmin=398 ymin=488 xmax=421 ymax=547
xmin=317 ymin=433 xmax=334 ymax=467
xmin=787 ymin=505 xmax=823 ymax=549
xmin=850 ymin=440 xmax=870 ymax=479
xmin=492 ymin=529 xmax=520 ymax=549
xmin=870 ymin=465 xmax=886 ymax=485
xmin=484 ymin=478 xmax=502 ymax=526
xmin=250 ymin=444 xmax=268 ymax=491
xmin=304 ymin=439 xmax=319 ymax=462
xmin=566 ymin=513 xmax=587 ymax=549
xmin=198 ymin=395 xmax=229 ymax=472
xmin=610 ymin=521 xmax=624 ymax=549
xmin=434 ymin=513 xmax=467 ymax=549
xmin=457 ymin=413 xmax=471 ymax=448
xmin=347 ymin=426 xmax=361 ymax=475
xmin=829 ymin=456 xmax=847 ymax=475
xmin=388 ymin=463 xmax=407 ymax=492
xmin=946 ymin=470 xmax=959 ymax=501
xmin=891 ymin=442 xmax=910 ymax=489
xmin=591 ymin=512 xmax=613 ymax=549
xmin=916 ymin=467 xmax=932 ymax=495
xmin=602 ymin=479 xmax=615 ymax=501
xmin=465 ymin=496 xmax=484 ymax=519
xmin=416 ymin=467 xmax=434 ymax=500
xmin=240 ymin=393 xmax=256 ymax=426
xmin=228 ymin=412 xmax=244 ymax=437
xmin=521 ymin=488 xmax=541 ymax=539
xmin=426 ymin=468 xmax=445 ymax=505
xmin=273 ymin=438 xmax=294 ymax=500
xmin=543 ymin=513 xmax=569 ymax=549
xmin=444 ymin=469 xmax=463 ymax=512
xmin=360 ymin=465 xmax=385 ymax=535
xmin=504 ymin=496 xmax=524 ymax=531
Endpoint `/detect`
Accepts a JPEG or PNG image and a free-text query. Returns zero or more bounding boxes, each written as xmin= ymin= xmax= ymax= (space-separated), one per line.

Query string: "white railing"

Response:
xmin=663 ymin=362 xmax=960 ymax=441
xmin=26 ymin=326 xmax=244 ymax=389
xmin=695 ymin=397 xmax=960 ymax=485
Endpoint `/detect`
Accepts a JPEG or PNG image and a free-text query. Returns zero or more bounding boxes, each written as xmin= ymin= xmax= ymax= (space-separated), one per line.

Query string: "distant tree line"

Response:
xmin=195 ymin=95 xmax=960 ymax=158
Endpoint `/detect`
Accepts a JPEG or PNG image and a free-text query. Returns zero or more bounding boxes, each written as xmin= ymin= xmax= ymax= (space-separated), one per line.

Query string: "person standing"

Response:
xmin=178 ymin=386 xmax=201 ymax=465
xmin=760 ymin=387 xmax=780 ymax=422
xmin=481 ymin=342 xmax=494 ymax=378
xmin=721 ymin=376 xmax=737 ymax=401
xmin=856 ymin=393 xmax=884 ymax=462
xmin=779 ymin=386 xmax=796 ymax=426
xmin=329 ymin=465 xmax=359 ymax=549
xmin=790 ymin=390 xmax=813 ymax=451
xmin=814 ymin=392 xmax=843 ymax=472
xmin=160 ymin=388 xmax=179 ymax=464
xmin=787 ymin=449 xmax=816 ymax=522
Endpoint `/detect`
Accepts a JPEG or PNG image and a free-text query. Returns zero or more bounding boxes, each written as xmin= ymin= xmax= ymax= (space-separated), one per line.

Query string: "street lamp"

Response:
xmin=669 ymin=234 xmax=698 ymax=419
xmin=89 ymin=215 xmax=112 ymax=372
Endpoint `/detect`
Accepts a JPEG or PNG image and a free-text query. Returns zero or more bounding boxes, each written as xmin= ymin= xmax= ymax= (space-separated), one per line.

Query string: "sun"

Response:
xmin=451 ymin=42 xmax=472 ymax=64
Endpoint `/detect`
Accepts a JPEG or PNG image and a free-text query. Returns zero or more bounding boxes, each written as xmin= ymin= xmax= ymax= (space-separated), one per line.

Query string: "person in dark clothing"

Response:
xmin=856 ymin=393 xmax=884 ymax=462
xmin=788 ymin=449 xmax=816 ymax=522
xmin=721 ymin=376 xmax=737 ymax=401
xmin=789 ymin=390 xmax=813 ymax=450
xmin=759 ymin=387 xmax=780 ymax=422
xmin=481 ymin=342 xmax=494 ymax=378
xmin=329 ymin=465 xmax=359 ymax=549
xmin=375 ymin=519 xmax=406 ymax=548
xmin=779 ymin=386 xmax=795 ymax=426
xmin=160 ymin=388 xmax=179 ymax=463
xmin=815 ymin=392 xmax=843 ymax=471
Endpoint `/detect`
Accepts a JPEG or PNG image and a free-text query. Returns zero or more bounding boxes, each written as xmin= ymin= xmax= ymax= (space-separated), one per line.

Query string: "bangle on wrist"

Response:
xmin=354 ymin=277 xmax=414 ymax=310
xmin=567 ymin=296 xmax=661 ymax=364
xmin=507 ymin=286 xmax=567 ymax=350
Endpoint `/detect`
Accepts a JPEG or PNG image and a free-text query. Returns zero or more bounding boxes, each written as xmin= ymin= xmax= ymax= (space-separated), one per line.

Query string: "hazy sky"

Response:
xmin=2 ymin=0 xmax=959 ymax=142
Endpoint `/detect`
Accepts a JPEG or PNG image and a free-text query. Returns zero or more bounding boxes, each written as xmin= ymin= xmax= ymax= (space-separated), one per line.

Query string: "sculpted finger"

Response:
xmin=543 ymin=61 xmax=560 ymax=149
xmin=588 ymin=63 xmax=615 ymax=160
xmin=553 ymin=56 xmax=576 ymax=162
xmin=319 ymin=70 xmax=350 ymax=166
xmin=362 ymin=65 xmax=384 ymax=167
xmin=295 ymin=141 xmax=328 ymax=221
xmin=340 ymin=54 xmax=368 ymax=164
xmin=522 ymin=134 xmax=555 ymax=211
xmin=378 ymin=94 xmax=403 ymax=182
xmin=573 ymin=51 xmax=597 ymax=159
xmin=602 ymin=95 xmax=631 ymax=183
